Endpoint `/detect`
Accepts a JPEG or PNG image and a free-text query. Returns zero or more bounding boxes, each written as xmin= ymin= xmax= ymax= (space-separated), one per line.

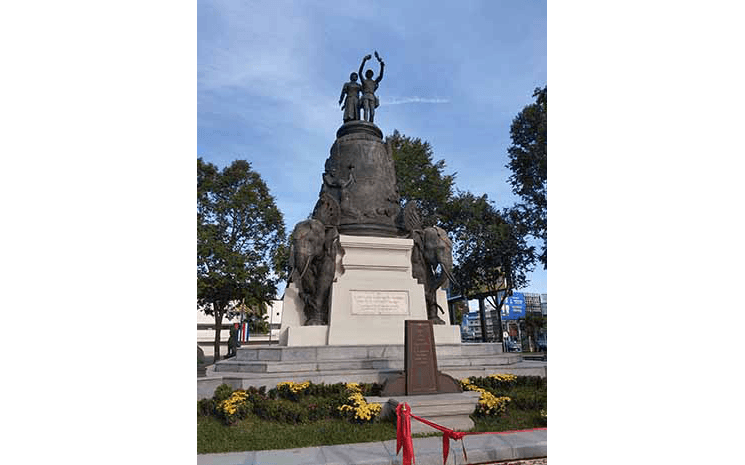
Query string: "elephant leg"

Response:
xmin=425 ymin=292 xmax=446 ymax=325
xmin=307 ymin=254 xmax=335 ymax=325
xmin=301 ymin=267 xmax=324 ymax=325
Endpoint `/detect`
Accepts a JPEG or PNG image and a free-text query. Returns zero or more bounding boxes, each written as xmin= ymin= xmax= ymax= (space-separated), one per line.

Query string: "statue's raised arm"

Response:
xmin=358 ymin=52 xmax=384 ymax=123
xmin=358 ymin=54 xmax=371 ymax=80
xmin=374 ymin=51 xmax=384 ymax=83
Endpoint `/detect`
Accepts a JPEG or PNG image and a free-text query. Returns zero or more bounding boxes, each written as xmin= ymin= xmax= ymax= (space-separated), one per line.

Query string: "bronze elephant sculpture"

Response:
xmin=289 ymin=218 xmax=338 ymax=325
xmin=411 ymin=225 xmax=455 ymax=324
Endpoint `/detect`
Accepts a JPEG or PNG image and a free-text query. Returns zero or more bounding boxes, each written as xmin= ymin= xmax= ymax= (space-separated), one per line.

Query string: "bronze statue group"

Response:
xmin=339 ymin=51 xmax=385 ymax=123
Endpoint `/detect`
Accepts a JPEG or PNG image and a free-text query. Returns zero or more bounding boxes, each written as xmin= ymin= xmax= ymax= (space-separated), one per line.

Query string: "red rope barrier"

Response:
xmin=395 ymin=402 xmax=547 ymax=465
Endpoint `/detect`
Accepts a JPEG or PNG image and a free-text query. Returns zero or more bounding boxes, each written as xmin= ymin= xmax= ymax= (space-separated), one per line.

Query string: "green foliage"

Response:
xmin=386 ymin=127 xmax=539 ymax=302
xmin=386 ymin=130 xmax=456 ymax=227
xmin=465 ymin=375 xmax=547 ymax=430
xmin=507 ymin=387 xmax=547 ymax=411
xmin=270 ymin=381 xmax=349 ymax=401
xmin=507 ymin=87 xmax=547 ymax=268
xmin=465 ymin=374 xmax=518 ymax=392
xmin=202 ymin=381 xmax=383 ymax=427
xmin=197 ymin=415 xmax=397 ymax=454
xmin=197 ymin=158 xmax=286 ymax=359
xmin=443 ymin=192 xmax=535 ymax=308
xmin=255 ymin=398 xmax=311 ymax=424
xmin=524 ymin=313 xmax=547 ymax=350
xmin=198 ymin=398 xmax=217 ymax=417
xmin=197 ymin=377 xmax=545 ymax=453
xmin=213 ymin=384 xmax=234 ymax=403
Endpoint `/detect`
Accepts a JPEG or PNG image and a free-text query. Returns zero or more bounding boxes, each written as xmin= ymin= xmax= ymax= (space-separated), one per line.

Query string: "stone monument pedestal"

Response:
xmin=279 ymin=234 xmax=461 ymax=346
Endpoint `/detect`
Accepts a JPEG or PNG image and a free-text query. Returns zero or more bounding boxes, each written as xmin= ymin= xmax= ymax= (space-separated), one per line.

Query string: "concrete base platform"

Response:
xmin=200 ymin=343 xmax=546 ymax=399
xmin=366 ymin=391 xmax=482 ymax=434
xmin=197 ymin=428 xmax=548 ymax=465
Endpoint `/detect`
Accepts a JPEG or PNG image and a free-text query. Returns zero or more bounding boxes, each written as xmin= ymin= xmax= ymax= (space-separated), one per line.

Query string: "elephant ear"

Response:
xmin=313 ymin=193 xmax=340 ymax=226
xmin=434 ymin=226 xmax=452 ymax=250
xmin=400 ymin=201 xmax=422 ymax=233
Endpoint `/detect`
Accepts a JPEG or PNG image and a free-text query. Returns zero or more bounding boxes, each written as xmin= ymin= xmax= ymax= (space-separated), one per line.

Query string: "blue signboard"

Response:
xmin=501 ymin=292 xmax=525 ymax=320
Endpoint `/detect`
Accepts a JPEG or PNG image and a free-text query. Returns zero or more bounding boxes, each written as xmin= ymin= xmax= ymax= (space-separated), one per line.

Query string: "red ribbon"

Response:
xmin=395 ymin=403 xmax=415 ymax=465
xmin=396 ymin=402 xmax=547 ymax=465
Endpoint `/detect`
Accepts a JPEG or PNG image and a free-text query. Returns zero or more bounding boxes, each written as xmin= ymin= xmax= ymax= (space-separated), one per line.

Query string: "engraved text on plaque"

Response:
xmin=350 ymin=290 xmax=409 ymax=315
xmin=405 ymin=320 xmax=439 ymax=394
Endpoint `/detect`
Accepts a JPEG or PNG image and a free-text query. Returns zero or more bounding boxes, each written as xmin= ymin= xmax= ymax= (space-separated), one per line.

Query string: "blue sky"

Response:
xmin=198 ymin=0 xmax=547 ymax=294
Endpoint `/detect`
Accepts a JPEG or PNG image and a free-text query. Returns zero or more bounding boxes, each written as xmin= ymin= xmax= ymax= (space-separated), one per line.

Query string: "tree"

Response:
xmin=524 ymin=312 xmax=547 ymax=352
xmin=197 ymin=158 xmax=286 ymax=361
xmin=507 ymin=86 xmax=547 ymax=268
xmin=444 ymin=192 xmax=535 ymax=338
xmin=386 ymin=129 xmax=538 ymax=341
xmin=386 ymin=130 xmax=456 ymax=227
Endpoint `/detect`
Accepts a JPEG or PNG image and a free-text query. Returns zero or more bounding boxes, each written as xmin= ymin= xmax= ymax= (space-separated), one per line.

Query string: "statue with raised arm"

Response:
xmin=358 ymin=51 xmax=384 ymax=123
xmin=338 ymin=72 xmax=361 ymax=122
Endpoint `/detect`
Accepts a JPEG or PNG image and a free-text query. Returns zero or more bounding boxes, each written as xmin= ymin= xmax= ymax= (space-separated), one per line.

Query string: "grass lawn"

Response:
xmin=198 ymin=415 xmax=399 ymax=454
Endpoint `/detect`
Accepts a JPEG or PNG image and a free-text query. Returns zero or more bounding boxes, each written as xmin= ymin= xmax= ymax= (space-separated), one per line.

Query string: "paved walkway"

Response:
xmin=197 ymin=428 xmax=546 ymax=465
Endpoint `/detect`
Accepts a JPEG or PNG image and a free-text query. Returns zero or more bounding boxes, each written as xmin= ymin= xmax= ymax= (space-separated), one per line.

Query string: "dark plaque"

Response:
xmin=379 ymin=322 xmax=462 ymax=396
xmin=405 ymin=320 xmax=439 ymax=395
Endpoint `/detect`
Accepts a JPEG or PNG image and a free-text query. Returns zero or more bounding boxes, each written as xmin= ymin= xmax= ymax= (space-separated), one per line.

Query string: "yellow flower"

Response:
xmin=337 ymin=383 xmax=381 ymax=422
xmin=488 ymin=373 xmax=517 ymax=383
xmin=276 ymin=380 xmax=310 ymax=394
xmin=219 ymin=390 xmax=250 ymax=418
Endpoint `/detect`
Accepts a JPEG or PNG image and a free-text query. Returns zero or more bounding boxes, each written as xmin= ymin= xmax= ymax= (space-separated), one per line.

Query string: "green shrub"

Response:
xmin=255 ymin=399 xmax=309 ymax=424
xmin=198 ymin=398 xmax=216 ymax=417
xmin=216 ymin=390 xmax=254 ymax=425
xmin=514 ymin=375 xmax=546 ymax=389
xmin=204 ymin=380 xmax=384 ymax=426
xmin=214 ymin=383 xmax=234 ymax=403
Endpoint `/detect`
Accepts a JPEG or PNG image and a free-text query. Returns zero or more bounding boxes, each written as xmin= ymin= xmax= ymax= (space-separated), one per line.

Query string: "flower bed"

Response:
xmin=198 ymin=380 xmax=384 ymax=426
xmin=197 ymin=375 xmax=546 ymax=454
xmin=462 ymin=374 xmax=547 ymax=432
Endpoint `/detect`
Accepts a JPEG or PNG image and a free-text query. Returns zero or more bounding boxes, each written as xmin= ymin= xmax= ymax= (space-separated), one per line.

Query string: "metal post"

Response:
xmin=478 ymin=297 xmax=488 ymax=342
xmin=496 ymin=295 xmax=504 ymax=344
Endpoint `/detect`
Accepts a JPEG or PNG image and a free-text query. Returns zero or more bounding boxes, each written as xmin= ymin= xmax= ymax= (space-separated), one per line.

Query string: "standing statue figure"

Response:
xmin=359 ymin=51 xmax=384 ymax=123
xmin=321 ymin=164 xmax=359 ymax=220
xmin=338 ymin=72 xmax=361 ymax=122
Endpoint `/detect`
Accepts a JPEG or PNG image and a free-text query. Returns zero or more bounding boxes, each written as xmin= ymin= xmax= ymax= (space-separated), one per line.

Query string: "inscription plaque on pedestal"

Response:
xmin=405 ymin=320 xmax=439 ymax=395
xmin=350 ymin=290 xmax=409 ymax=315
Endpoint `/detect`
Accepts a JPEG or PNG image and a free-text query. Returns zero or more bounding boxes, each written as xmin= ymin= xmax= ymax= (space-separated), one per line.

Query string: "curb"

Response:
xmin=197 ymin=428 xmax=546 ymax=465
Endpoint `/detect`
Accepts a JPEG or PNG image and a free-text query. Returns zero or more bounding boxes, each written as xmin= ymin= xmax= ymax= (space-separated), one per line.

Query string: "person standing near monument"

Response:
xmin=338 ymin=72 xmax=362 ymax=122
xmin=359 ymin=51 xmax=384 ymax=123
xmin=227 ymin=322 xmax=239 ymax=357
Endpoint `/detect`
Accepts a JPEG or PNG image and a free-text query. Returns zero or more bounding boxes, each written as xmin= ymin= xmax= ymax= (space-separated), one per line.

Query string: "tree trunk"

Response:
xmin=213 ymin=307 xmax=223 ymax=362
xmin=488 ymin=293 xmax=507 ymax=344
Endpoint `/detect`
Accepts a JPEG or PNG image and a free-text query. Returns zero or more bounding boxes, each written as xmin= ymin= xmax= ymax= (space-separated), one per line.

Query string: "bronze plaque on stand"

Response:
xmin=405 ymin=320 xmax=439 ymax=395
xmin=380 ymin=320 xmax=462 ymax=396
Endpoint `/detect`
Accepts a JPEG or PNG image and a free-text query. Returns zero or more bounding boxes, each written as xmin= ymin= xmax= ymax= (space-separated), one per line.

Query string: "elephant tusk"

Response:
xmin=442 ymin=266 xmax=459 ymax=288
xmin=297 ymin=255 xmax=312 ymax=281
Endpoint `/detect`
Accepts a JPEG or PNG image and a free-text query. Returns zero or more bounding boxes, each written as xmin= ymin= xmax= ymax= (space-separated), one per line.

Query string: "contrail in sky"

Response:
xmin=381 ymin=97 xmax=450 ymax=105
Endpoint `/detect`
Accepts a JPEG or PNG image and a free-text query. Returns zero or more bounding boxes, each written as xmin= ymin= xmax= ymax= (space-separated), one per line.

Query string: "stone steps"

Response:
xmin=214 ymin=354 xmax=521 ymax=374
xmin=199 ymin=361 xmax=546 ymax=398
xmin=199 ymin=343 xmax=546 ymax=399
xmin=230 ymin=342 xmax=506 ymax=362
xmin=214 ymin=343 xmax=520 ymax=376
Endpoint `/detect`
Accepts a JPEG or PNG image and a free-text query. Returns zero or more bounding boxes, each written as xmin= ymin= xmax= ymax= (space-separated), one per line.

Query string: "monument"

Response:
xmin=205 ymin=54 xmax=539 ymax=409
xmin=278 ymin=52 xmax=461 ymax=346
